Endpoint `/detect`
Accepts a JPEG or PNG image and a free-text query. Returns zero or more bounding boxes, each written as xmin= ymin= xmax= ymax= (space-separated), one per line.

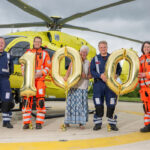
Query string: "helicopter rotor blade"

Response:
xmin=0 ymin=22 xmax=47 ymax=28
xmin=63 ymin=24 xmax=143 ymax=44
xmin=7 ymin=0 xmax=54 ymax=24
xmin=58 ymin=0 xmax=135 ymax=25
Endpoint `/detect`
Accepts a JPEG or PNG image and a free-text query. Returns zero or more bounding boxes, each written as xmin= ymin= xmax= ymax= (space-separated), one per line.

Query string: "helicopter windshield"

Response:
xmin=3 ymin=35 xmax=25 ymax=47
xmin=44 ymin=48 xmax=55 ymax=59
xmin=10 ymin=41 xmax=30 ymax=64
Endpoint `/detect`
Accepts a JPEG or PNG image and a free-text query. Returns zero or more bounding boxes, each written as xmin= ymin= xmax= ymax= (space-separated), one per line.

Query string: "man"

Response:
xmin=90 ymin=41 xmax=122 ymax=131
xmin=0 ymin=37 xmax=14 ymax=128
xmin=21 ymin=36 xmax=51 ymax=129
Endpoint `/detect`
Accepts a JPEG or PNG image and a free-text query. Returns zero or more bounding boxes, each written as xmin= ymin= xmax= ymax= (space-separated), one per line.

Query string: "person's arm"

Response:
xmin=138 ymin=57 xmax=146 ymax=78
xmin=145 ymin=70 xmax=150 ymax=79
xmin=116 ymin=63 xmax=122 ymax=77
xmin=9 ymin=55 xmax=14 ymax=75
xmin=90 ymin=57 xmax=101 ymax=78
xmin=87 ymin=63 xmax=92 ymax=79
xmin=35 ymin=51 xmax=51 ymax=78
xmin=41 ymin=52 xmax=51 ymax=76
xmin=64 ymin=62 xmax=72 ymax=81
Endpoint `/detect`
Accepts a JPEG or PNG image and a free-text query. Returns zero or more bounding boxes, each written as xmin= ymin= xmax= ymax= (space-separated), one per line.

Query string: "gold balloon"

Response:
xmin=52 ymin=46 xmax=82 ymax=89
xmin=19 ymin=52 xmax=37 ymax=97
xmin=105 ymin=48 xmax=139 ymax=95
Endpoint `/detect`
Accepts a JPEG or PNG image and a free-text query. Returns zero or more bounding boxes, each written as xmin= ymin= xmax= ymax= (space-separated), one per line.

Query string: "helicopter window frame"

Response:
xmin=3 ymin=35 xmax=26 ymax=48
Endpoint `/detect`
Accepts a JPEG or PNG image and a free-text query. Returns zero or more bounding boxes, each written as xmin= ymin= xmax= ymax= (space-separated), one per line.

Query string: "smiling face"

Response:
xmin=98 ymin=43 xmax=108 ymax=56
xmin=0 ymin=38 xmax=5 ymax=52
xmin=143 ymin=43 xmax=150 ymax=55
xmin=80 ymin=49 xmax=88 ymax=60
xmin=33 ymin=37 xmax=42 ymax=49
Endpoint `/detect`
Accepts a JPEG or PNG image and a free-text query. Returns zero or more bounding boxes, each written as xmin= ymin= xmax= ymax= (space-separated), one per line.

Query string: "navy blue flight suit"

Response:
xmin=90 ymin=53 xmax=122 ymax=126
xmin=0 ymin=51 xmax=14 ymax=125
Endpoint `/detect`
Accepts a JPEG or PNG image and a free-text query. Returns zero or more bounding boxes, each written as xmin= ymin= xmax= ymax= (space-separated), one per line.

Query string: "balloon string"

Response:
xmin=65 ymin=47 xmax=68 ymax=57
xmin=117 ymin=84 xmax=122 ymax=105
xmin=64 ymin=81 xmax=68 ymax=98
xmin=61 ymin=81 xmax=68 ymax=131
xmin=123 ymin=49 xmax=127 ymax=59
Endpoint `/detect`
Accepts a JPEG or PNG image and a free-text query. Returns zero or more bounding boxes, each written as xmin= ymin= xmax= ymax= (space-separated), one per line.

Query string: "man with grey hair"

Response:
xmin=0 ymin=37 xmax=14 ymax=128
xmin=90 ymin=41 xmax=122 ymax=131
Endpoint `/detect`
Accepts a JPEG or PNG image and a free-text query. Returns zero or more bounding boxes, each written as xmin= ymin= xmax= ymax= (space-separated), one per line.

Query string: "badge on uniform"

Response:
xmin=95 ymin=98 xmax=100 ymax=104
xmin=39 ymin=89 xmax=43 ymax=95
xmin=110 ymin=98 xmax=115 ymax=105
xmin=96 ymin=61 xmax=100 ymax=64
xmin=5 ymin=92 xmax=10 ymax=99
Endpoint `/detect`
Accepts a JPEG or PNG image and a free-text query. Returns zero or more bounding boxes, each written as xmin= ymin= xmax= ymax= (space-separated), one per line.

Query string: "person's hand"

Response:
xmin=63 ymin=76 xmax=68 ymax=81
xmin=100 ymin=73 xmax=107 ymax=82
xmin=138 ymin=73 xmax=146 ymax=78
xmin=35 ymin=72 xmax=43 ymax=79
xmin=81 ymin=73 xmax=86 ymax=78
xmin=115 ymin=74 xmax=118 ymax=80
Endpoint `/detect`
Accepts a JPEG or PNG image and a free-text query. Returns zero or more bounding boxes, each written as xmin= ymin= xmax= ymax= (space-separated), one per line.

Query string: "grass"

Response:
xmin=119 ymin=96 xmax=141 ymax=102
xmin=88 ymin=94 xmax=141 ymax=102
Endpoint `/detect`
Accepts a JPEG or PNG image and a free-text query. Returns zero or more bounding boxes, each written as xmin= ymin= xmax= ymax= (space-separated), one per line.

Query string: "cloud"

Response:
xmin=0 ymin=0 xmax=149 ymax=56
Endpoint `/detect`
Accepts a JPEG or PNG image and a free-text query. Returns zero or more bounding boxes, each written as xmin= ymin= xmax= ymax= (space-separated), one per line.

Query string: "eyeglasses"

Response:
xmin=34 ymin=41 xmax=42 ymax=43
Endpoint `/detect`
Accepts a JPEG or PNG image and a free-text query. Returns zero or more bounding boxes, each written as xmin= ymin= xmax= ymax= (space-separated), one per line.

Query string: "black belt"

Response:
xmin=94 ymin=78 xmax=102 ymax=83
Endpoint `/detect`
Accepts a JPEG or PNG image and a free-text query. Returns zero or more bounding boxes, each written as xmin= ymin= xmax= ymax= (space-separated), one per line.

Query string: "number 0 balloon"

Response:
xmin=52 ymin=46 xmax=82 ymax=89
xmin=105 ymin=48 xmax=139 ymax=95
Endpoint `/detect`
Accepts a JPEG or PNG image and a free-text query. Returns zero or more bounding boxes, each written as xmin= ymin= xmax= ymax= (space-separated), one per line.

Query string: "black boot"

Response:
xmin=109 ymin=124 xmax=119 ymax=131
xmin=3 ymin=122 xmax=13 ymax=128
xmin=23 ymin=124 xmax=29 ymax=129
xmin=140 ymin=125 xmax=150 ymax=132
xmin=36 ymin=123 xmax=42 ymax=129
xmin=93 ymin=124 xmax=101 ymax=131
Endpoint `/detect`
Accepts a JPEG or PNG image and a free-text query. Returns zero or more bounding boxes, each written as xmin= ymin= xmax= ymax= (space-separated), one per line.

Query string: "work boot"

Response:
xmin=140 ymin=125 xmax=150 ymax=132
xmin=36 ymin=123 xmax=42 ymax=129
xmin=109 ymin=124 xmax=119 ymax=131
xmin=23 ymin=124 xmax=29 ymax=129
xmin=93 ymin=124 xmax=101 ymax=131
xmin=3 ymin=122 xmax=13 ymax=128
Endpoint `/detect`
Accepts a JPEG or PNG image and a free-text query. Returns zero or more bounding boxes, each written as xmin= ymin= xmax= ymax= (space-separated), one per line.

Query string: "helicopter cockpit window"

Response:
xmin=54 ymin=34 xmax=60 ymax=41
xmin=3 ymin=35 xmax=25 ymax=47
xmin=65 ymin=57 xmax=71 ymax=70
xmin=10 ymin=42 xmax=30 ymax=64
xmin=44 ymin=48 xmax=70 ymax=70
xmin=44 ymin=48 xmax=55 ymax=59
xmin=5 ymin=37 xmax=18 ymax=47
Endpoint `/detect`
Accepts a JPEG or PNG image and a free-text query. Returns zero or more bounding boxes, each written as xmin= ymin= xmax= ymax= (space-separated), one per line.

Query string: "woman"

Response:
xmin=138 ymin=41 xmax=150 ymax=132
xmin=64 ymin=45 xmax=92 ymax=129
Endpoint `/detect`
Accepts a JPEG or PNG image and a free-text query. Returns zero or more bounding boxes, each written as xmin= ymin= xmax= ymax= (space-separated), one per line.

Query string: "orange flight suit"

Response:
xmin=139 ymin=54 xmax=150 ymax=126
xmin=22 ymin=48 xmax=51 ymax=125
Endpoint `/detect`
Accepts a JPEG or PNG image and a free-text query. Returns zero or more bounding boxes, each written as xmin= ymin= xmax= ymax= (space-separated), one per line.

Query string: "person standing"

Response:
xmin=64 ymin=45 xmax=92 ymax=129
xmin=21 ymin=36 xmax=51 ymax=129
xmin=0 ymin=37 xmax=14 ymax=128
xmin=90 ymin=41 xmax=122 ymax=131
xmin=138 ymin=41 xmax=150 ymax=132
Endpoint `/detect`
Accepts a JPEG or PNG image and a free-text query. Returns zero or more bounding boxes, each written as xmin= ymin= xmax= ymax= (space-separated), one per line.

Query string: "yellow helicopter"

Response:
xmin=0 ymin=0 xmax=143 ymax=105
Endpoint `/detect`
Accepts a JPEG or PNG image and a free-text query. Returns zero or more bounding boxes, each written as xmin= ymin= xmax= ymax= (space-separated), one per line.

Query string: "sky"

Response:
xmin=0 ymin=0 xmax=149 ymax=55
